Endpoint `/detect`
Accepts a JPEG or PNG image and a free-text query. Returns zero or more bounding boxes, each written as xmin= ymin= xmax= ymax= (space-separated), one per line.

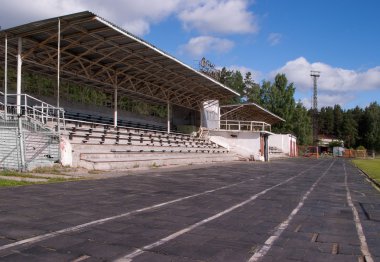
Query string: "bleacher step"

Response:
xmin=79 ymin=153 xmax=239 ymax=170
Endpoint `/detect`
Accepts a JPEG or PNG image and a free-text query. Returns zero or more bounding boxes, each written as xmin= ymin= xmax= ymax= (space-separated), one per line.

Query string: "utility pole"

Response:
xmin=310 ymin=71 xmax=320 ymax=146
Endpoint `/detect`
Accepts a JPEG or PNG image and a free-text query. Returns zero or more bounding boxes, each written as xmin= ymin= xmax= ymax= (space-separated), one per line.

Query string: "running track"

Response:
xmin=0 ymin=158 xmax=379 ymax=261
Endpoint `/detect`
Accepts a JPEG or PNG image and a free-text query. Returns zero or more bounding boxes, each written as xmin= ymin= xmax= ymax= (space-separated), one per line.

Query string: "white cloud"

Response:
xmin=0 ymin=0 xmax=181 ymax=36
xmin=180 ymin=36 xmax=234 ymax=57
xmin=178 ymin=0 xmax=258 ymax=34
xmin=271 ymin=57 xmax=380 ymax=92
xmin=0 ymin=0 xmax=258 ymax=36
xmin=267 ymin=33 xmax=282 ymax=46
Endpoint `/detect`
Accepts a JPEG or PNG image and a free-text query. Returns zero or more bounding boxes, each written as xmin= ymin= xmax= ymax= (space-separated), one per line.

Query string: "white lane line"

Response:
xmin=114 ymin=161 xmax=324 ymax=262
xmin=0 ymin=176 xmax=263 ymax=253
xmin=344 ymin=162 xmax=374 ymax=262
xmin=248 ymin=159 xmax=336 ymax=262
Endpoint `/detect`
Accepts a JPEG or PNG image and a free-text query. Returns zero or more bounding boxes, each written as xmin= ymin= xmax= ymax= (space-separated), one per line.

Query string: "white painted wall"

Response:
xmin=269 ymin=134 xmax=297 ymax=156
xmin=209 ymin=130 xmax=264 ymax=161
xmin=201 ymin=100 xmax=219 ymax=129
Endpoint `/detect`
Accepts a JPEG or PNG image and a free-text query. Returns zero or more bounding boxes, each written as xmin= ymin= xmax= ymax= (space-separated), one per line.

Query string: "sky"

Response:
xmin=1 ymin=0 xmax=379 ymax=109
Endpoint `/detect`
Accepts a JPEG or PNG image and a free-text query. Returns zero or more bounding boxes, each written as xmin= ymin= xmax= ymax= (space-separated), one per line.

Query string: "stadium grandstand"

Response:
xmin=0 ymin=11 xmax=290 ymax=171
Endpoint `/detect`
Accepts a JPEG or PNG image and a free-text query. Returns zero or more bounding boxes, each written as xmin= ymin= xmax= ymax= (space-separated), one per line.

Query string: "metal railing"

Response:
xmin=0 ymin=91 xmax=65 ymax=130
xmin=208 ymin=120 xmax=271 ymax=132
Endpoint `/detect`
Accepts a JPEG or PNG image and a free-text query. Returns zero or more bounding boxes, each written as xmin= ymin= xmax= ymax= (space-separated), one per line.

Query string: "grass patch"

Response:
xmin=88 ymin=170 xmax=103 ymax=174
xmin=352 ymin=158 xmax=380 ymax=183
xmin=0 ymin=179 xmax=33 ymax=187
xmin=0 ymin=169 xmax=81 ymax=187
xmin=0 ymin=170 xmax=47 ymax=179
xmin=31 ymin=165 xmax=68 ymax=175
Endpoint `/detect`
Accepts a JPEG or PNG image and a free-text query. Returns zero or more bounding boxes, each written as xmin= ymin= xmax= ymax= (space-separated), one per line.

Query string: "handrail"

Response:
xmin=208 ymin=119 xmax=271 ymax=132
xmin=0 ymin=92 xmax=65 ymax=131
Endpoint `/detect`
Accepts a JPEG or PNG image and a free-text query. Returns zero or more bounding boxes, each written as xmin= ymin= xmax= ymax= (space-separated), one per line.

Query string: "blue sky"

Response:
xmin=1 ymin=0 xmax=379 ymax=109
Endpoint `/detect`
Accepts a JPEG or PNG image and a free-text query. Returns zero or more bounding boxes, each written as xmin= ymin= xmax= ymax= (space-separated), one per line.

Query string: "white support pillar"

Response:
xmin=16 ymin=37 xmax=22 ymax=115
xmin=167 ymin=101 xmax=171 ymax=133
xmin=57 ymin=18 xmax=61 ymax=108
xmin=4 ymin=34 xmax=8 ymax=120
xmin=113 ymin=84 xmax=118 ymax=128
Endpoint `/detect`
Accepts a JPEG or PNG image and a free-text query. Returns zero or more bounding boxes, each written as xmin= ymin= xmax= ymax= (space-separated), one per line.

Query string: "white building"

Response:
xmin=268 ymin=134 xmax=297 ymax=158
xmin=201 ymin=102 xmax=286 ymax=161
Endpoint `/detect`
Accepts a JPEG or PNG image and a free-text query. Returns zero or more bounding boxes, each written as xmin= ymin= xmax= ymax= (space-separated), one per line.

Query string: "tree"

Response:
xmin=341 ymin=112 xmax=358 ymax=148
xmin=333 ymin=105 xmax=344 ymax=138
xmin=292 ymin=101 xmax=312 ymax=145
xmin=243 ymin=72 xmax=260 ymax=103
xmin=262 ymin=74 xmax=296 ymax=133
xmin=362 ymin=102 xmax=380 ymax=151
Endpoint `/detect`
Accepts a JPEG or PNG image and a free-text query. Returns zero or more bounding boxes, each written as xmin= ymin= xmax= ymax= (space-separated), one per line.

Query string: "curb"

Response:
xmin=353 ymin=164 xmax=380 ymax=189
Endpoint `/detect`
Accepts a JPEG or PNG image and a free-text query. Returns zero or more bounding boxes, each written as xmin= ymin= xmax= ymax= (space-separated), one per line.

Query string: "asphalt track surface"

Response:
xmin=0 ymin=158 xmax=379 ymax=262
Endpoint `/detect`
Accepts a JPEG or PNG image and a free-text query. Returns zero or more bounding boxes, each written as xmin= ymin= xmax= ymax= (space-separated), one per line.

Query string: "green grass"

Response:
xmin=0 ymin=179 xmax=33 ymax=187
xmin=352 ymin=158 xmax=380 ymax=183
xmin=0 ymin=170 xmax=81 ymax=187
xmin=0 ymin=170 xmax=47 ymax=179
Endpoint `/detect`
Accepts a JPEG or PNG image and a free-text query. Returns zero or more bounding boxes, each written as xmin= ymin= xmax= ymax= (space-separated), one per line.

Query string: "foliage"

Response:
xmin=0 ymin=68 xmax=167 ymax=119
xmin=319 ymin=102 xmax=380 ymax=151
xmin=356 ymin=145 xmax=366 ymax=150
xmin=328 ymin=141 xmax=343 ymax=148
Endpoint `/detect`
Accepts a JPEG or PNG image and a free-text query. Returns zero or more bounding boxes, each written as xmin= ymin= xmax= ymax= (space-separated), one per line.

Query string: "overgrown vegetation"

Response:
xmin=0 ymin=68 xmax=167 ymax=118
xmin=0 ymin=169 xmax=80 ymax=187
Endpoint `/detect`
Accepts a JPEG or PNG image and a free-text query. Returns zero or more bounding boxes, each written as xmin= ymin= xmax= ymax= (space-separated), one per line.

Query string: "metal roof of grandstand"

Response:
xmin=0 ymin=11 xmax=239 ymax=110
xmin=220 ymin=103 xmax=285 ymax=125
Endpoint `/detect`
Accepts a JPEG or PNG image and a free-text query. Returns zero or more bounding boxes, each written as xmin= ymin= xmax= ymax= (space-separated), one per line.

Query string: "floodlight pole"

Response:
xmin=310 ymin=70 xmax=320 ymax=146
xmin=4 ymin=34 xmax=7 ymax=120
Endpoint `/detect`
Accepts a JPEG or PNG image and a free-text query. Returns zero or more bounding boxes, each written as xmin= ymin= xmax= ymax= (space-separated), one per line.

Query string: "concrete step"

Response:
xmin=80 ymin=152 xmax=230 ymax=161
xmin=79 ymin=153 xmax=239 ymax=170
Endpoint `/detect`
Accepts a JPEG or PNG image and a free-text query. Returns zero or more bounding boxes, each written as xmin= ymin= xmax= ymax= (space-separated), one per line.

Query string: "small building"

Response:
xmin=200 ymin=102 xmax=285 ymax=161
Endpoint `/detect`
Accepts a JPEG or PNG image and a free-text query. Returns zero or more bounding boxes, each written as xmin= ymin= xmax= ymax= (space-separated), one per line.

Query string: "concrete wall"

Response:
xmin=269 ymin=134 xmax=297 ymax=157
xmin=209 ymin=130 xmax=263 ymax=161
xmin=201 ymin=100 xmax=219 ymax=129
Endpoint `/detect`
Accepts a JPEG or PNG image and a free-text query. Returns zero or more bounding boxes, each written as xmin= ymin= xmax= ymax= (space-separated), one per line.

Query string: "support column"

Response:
xmin=16 ymin=37 xmax=25 ymax=170
xmin=4 ymin=34 xmax=8 ymax=120
xmin=57 ymin=18 xmax=61 ymax=108
xmin=114 ymin=84 xmax=118 ymax=128
xmin=16 ymin=37 xmax=22 ymax=115
xmin=167 ymin=101 xmax=171 ymax=133
xmin=264 ymin=134 xmax=269 ymax=162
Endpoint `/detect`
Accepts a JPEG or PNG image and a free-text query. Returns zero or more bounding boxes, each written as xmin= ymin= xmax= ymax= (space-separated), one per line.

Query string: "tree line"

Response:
xmin=200 ymin=63 xmax=380 ymax=150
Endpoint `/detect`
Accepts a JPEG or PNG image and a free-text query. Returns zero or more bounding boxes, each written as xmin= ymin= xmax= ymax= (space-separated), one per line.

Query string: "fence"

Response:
xmin=0 ymin=126 xmax=22 ymax=170
xmin=0 ymin=119 xmax=60 ymax=171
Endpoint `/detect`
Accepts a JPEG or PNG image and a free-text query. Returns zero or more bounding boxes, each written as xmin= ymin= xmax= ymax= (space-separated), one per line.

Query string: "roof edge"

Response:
xmin=220 ymin=102 xmax=286 ymax=122
xmin=94 ymin=16 xmax=240 ymax=97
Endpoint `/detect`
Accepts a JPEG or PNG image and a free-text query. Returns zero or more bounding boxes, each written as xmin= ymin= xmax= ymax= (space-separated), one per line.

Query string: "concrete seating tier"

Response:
xmin=61 ymin=121 xmax=236 ymax=170
xmin=65 ymin=125 xmax=220 ymax=149
xmin=64 ymin=111 xmax=173 ymax=132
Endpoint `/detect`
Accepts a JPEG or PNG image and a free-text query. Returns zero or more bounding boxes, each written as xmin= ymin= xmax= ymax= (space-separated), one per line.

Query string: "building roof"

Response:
xmin=220 ymin=103 xmax=285 ymax=125
xmin=0 ymin=11 xmax=239 ymax=110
